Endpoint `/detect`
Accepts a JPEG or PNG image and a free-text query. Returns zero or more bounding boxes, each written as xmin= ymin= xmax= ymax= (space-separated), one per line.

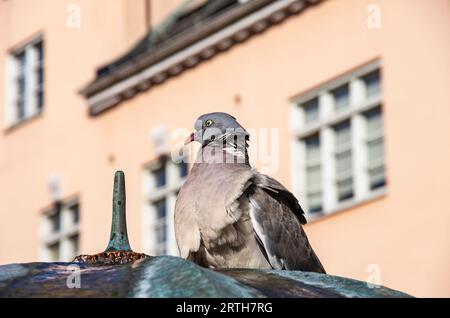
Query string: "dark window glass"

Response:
xmin=70 ymin=234 xmax=79 ymax=255
xmin=179 ymin=161 xmax=188 ymax=178
xmin=157 ymin=225 xmax=167 ymax=244
xmin=304 ymin=134 xmax=322 ymax=214
xmin=332 ymin=83 xmax=350 ymax=112
xmin=153 ymin=165 xmax=166 ymax=188
xmin=302 ymin=98 xmax=319 ymax=124
xmin=16 ymin=52 xmax=26 ymax=120
xmin=70 ymin=203 xmax=79 ymax=224
xmin=334 ymin=120 xmax=353 ymax=202
xmin=155 ymin=199 xmax=166 ymax=220
xmin=37 ymin=90 xmax=44 ymax=111
xmin=35 ymin=41 xmax=44 ymax=111
xmin=363 ymin=70 xmax=381 ymax=98
xmin=154 ymin=199 xmax=167 ymax=255
xmin=309 ymin=206 xmax=322 ymax=214
xmin=48 ymin=242 xmax=60 ymax=261
xmin=35 ymin=41 xmax=44 ymax=61
xmin=50 ymin=212 xmax=61 ymax=233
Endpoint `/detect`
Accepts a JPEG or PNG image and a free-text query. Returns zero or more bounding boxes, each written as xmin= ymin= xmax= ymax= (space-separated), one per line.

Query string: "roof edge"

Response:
xmin=82 ymin=0 xmax=321 ymax=116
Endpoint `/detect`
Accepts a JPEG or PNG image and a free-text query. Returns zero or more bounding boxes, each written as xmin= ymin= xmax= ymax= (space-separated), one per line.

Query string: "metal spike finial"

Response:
xmin=106 ymin=171 xmax=132 ymax=252
xmin=73 ymin=171 xmax=148 ymax=264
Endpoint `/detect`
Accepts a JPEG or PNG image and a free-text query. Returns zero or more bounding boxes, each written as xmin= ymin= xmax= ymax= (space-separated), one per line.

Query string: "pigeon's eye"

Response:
xmin=204 ymin=119 xmax=214 ymax=127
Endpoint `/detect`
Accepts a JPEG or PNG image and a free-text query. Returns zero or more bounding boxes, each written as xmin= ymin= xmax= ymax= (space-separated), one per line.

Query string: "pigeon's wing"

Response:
xmin=255 ymin=174 xmax=307 ymax=225
xmin=243 ymin=174 xmax=326 ymax=273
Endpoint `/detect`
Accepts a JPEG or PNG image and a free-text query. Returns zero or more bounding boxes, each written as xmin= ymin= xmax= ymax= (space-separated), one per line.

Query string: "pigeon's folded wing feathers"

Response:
xmin=238 ymin=174 xmax=326 ymax=273
xmin=254 ymin=174 xmax=307 ymax=225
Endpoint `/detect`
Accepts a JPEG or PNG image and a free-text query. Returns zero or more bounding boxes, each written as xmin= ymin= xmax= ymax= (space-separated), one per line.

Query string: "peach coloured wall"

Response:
xmin=0 ymin=0 xmax=449 ymax=297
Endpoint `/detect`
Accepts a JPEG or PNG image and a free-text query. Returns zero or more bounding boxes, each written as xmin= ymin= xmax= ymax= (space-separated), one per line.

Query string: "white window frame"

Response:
xmin=40 ymin=199 xmax=80 ymax=262
xmin=291 ymin=60 xmax=386 ymax=221
xmin=4 ymin=36 xmax=44 ymax=128
xmin=142 ymin=156 xmax=188 ymax=256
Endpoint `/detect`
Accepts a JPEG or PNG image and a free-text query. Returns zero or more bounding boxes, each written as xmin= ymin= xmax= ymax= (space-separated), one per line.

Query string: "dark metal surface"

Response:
xmin=0 ymin=256 xmax=413 ymax=298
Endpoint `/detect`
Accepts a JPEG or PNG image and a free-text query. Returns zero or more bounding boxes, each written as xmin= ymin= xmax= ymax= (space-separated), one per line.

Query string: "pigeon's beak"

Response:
xmin=184 ymin=132 xmax=196 ymax=145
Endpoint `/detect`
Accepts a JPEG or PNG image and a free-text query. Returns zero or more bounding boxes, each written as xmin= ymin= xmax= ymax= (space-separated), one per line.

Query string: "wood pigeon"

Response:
xmin=175 ymin=112 xmax=326 ymax=273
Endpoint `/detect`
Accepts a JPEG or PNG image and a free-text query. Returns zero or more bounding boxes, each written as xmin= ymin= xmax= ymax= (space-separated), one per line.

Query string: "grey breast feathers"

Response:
xmin=174 ymin=162 xmax=254 ymax=260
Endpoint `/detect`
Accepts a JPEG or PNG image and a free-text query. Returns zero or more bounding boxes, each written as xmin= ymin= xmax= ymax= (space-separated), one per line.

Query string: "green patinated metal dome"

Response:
xmin=0 ymin=256 xmax=411 ymax=298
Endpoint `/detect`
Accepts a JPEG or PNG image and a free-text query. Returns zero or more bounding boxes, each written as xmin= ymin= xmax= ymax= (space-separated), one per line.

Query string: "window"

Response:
xmin=4 ymin=37 xmax=44 ymax=127
xmin=143 ymin=157 xmax=189 ymax=256
xmin=41 ymin=200 xmax=80 ymax=261
xmin=293 ymin=61 xmax=385 ymax=218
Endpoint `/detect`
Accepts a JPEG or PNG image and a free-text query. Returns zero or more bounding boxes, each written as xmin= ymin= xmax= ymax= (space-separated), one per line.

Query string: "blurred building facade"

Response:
xmin=0 ymin=0 xmax=449 ymax=297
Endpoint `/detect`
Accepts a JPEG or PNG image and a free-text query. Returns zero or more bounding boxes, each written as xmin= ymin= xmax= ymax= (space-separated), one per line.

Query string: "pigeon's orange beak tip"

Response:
xmin=184 ymin=132 xmax=195 ymax=145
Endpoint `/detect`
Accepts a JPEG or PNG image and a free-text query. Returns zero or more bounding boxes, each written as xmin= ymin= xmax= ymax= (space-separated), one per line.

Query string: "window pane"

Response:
xmin=363 ymin=70 xmax=381 ymax=98
xmin=336 ymin=150 xmax=352 ymax=175
xmin=154 ymin=199 xmax=166 ymax=220
xmin=153 ymin=164 xmax=166 ymax=188
xmin=306 ymin=166 xmax=321 ymax=188
xmin=366 ymin=106 xmax=382 ymax=134
xmin=304 ymin=134 xmax=322 ymax=212
xmin=334 ymin=120 xmax=351 ymax=148
xmin=332 ymin=84 xmax=349 ymax=112
xmin=179 ymin=161 xmax=188 ymax=178
xmin=369 ymin=165 xmax=386 ymax=190
xmin=37 ymin=90 xmax=44 ymax=111
xmin=156 ymin=223 xmax=167 ymax=243
xmin=70 ymin=203 xmax=80 ymax=225
xmin=156 ymin=243 xmax=167 ymax=255
xmin=16 ymin=51 xmax=26 ymax=73
xmin=307 ymin=192 xmax=322 ymax=214
xmin=305 ymin=134 xmax=320 ymax=163
xmin=49 ymin=212 xmax=61 ymax=233
xmin=337 ymin=178 xmax=354 ymax=201
xmin=37 ymin=67 xmax=44 ymax=85
xmin=14 ymin=52 xmax=26 ymax=120
xmin=154 ymin=199 xmax=167 ymax=255
xmin=365 ymin=106 xmax=385 ymax=190
xmin=17 ymin=80 xmax=26 ymax=119
xmin=35 ymin=41 xmax=44 ymax=61
xmin=35 ymin=41 xmax=44 ymax=111
xmin=47 ymin=242 xmax=60 ymax=261
xmin=305 ymin=134 xmax=321 ymax=188
xmin=334 ymin=121 xmax=353 ymax=201
xmin=302 ymin=98 xmax=319 ymax=124
xmin=69 ymin=234 xmax=79 ymax=257
xmin=367 ymin=138 xmax=384 ymax=164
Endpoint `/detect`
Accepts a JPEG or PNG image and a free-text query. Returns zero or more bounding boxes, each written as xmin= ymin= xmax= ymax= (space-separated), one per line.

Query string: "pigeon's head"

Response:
xmin=185 ymin=112 xmax=249 ymax=147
